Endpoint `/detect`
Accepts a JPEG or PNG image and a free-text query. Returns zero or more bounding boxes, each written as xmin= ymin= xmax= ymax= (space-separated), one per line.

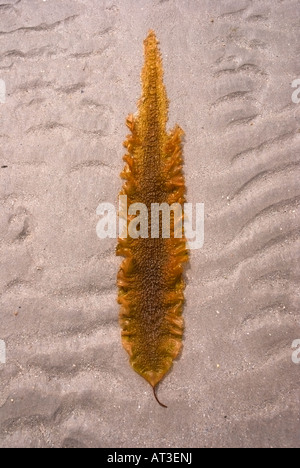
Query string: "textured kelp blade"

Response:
xmin=117 ymin=31 xmax=188 ymax=400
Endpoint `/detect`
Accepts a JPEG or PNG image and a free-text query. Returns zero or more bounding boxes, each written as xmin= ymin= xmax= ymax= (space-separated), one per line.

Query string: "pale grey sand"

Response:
xmin=0 ymin=0 xmax=299 ymax=448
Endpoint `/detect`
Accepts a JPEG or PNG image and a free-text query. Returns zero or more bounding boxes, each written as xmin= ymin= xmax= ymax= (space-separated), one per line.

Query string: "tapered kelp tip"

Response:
xmin=153 ymin=385 xmax=168 ymax=409
xmin=144 ymin=29 xmax=159 ymax=47
xmin=147 ymin=29 xmax=157 ymax=39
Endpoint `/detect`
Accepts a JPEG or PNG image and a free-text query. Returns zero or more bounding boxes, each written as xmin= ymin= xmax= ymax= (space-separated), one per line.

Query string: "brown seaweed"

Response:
xmin=117 ymin=30 xmax=188 ymax=407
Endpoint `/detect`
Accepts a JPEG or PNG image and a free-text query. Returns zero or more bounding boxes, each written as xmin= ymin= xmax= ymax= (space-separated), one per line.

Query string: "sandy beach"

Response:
xmin=0 ymin=0 xmax=299 ymax=448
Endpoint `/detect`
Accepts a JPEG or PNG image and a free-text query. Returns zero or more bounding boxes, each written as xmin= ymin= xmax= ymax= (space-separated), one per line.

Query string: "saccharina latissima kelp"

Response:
xmin=117 ymin=31 xmax=188 ymax=407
